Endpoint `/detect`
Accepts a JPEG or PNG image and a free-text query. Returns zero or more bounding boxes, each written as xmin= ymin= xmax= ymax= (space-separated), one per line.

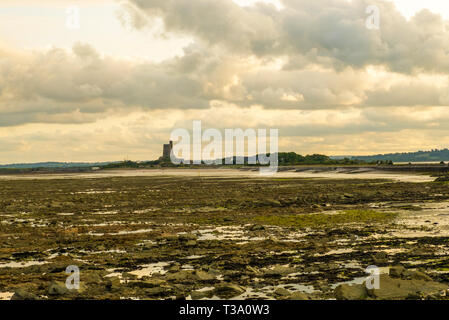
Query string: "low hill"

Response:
xmin=351 ymin=149 xmax=449 ymax=163
xmin=0 ymin=161 xmax=114 ymax=169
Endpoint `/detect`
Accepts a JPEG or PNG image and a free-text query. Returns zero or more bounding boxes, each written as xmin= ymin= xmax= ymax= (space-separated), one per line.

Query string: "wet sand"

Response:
xmin=1 ymin=174 xmax=448 ymax=300
xmin=0 ymin=168 xmax=435 ymax=183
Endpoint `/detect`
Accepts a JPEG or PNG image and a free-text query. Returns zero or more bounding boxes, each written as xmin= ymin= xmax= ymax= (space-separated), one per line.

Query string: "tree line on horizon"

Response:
xmin=351 ymin=148 xmax=449 ymax=163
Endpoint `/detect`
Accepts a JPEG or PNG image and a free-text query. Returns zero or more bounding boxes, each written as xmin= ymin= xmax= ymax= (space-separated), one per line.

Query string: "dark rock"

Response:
xmin=435 ymin=176 xmax=449 ymax=182
xmin=372 ymin=252 xmax=388 ymax=265
xmin=185 ymin=240 xmax=197 ymax=247
xmin=144 ymin=287 xmax=167 ymax=297
xmin=165 ymin=271 xmax=198 ymax=283
xmin=168 ymin=263 xmax=181 ymax=273
xmin=403 ymin=270 xmax=433 ymax=281
xmin=273 ymin=288 xmax=291 ymax=297
xmin=287 ymin=291 xmax=309 ymax=300
xmin=190 ymin=289 xmax=214 ymax=300
xmin=195 ymin=270 xmax=215 ymax=282
xmin=248 ymin=224 xmax=265 ymax=231
xmin=334 ymin=284 xmax=367 ymax=300
xmin=11 ymin=289 xmax=39 ymax=300
xmin=389 ymin=266 xmax=405 ymax=278
xmin=263 ymin=265 xmax=296 ymax=277
xmin=105 ymin=276 xmax=121 ymax=291
xmin=366 ymin=274 xmax=447 ymax=300
xmin=213 ymin=283 xmax=245 ymax=298
xmin=48 ymin=281 xmax=69 ymax=296
xmin=178 ymin=234 xmax=198 ymax=242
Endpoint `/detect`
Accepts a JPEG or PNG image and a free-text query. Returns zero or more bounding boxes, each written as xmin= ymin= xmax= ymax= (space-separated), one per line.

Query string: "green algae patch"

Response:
xmin=254 ymin=209 xmax=398 ymax=228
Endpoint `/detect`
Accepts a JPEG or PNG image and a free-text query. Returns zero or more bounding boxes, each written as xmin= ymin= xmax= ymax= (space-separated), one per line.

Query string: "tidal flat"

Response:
xmin=1 ymin=170 xmax=449 ymax=300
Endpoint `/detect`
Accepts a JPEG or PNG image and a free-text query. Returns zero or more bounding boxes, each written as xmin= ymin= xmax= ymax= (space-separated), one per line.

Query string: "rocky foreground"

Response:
xmin=0 ymin=174 xmax=448 ymax=300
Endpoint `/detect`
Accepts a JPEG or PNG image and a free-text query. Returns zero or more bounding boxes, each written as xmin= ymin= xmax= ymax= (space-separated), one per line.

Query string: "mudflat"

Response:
xmin=0 ymin=167 xmax=435 ymax=182
xmin=0 ymin=171 xmax=448 ymax=300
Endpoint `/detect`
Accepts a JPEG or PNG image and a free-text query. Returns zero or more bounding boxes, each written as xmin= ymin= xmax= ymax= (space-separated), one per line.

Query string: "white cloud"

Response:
xmin=1 ymin=0 xmax=449 ymax=161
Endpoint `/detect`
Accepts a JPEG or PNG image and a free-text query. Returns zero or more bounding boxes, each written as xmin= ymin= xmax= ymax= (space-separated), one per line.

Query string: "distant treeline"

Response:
xmin=351 ymin=148 xmax=449 ymax=163
xmin=1 ymin=152 xmax=393 ymax=170
xmin=102 ymin=153 xmax=376 ymax=168
xmin=0 ymin=161 xmax=115 ymax=169
xmin=277 ymin=153 xmax=369 ymax=165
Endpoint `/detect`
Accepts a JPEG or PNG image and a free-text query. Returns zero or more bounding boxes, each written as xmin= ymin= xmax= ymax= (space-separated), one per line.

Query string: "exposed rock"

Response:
xmin=178 ymin=234 xmax=198 ymax=242
xmin=190 ymin=289 xmax=214 ymax=300
xmin=142 ymin=242 xmax=155 ymax=250
xmin=185 ymin=240 xmax=197 ymax=247
xmin=372 ymin=252 xmax=388 ymax=265
xmin=195 ymin=270 xmax=215 ymax=282
xmin=389 ymin=265 xmax=405 ymax=278
xmin=263 ymin=265 xmax=296 ymax=277
xmin=245 ymin=266 xmax=261 ymax=276
xmin=248 ymin=224 xmax=265 ymax=231
xmin=84 ymin=271 xmax=103 ymax=284
xmin=404 ymin=270 xmax=433 ymax=282
xmin=165 ymin=271 xmax=198 ymax=283
xmin=287 ymin=291 xmax=310 ymax=300
xmin=435 ymin=176 xmax=449 ymax=182
xmin=366 ymin=274 xmax=447 ymax=300
xmin=257 ymin=199 xmax=281 ymax=207
xmin=144 ymin=287 xmax=167 ymax=297
xmin=11 ymin=289 xmax=39 ymax=300
xmin=131 ymin=278 xmax=166 ymax=289
xmin=105 ymin=276 xmax=121 ymax=291
xmin=273 ymin=287 xmax=291 ymax=297
xmin=213 ymin=283 xmax=245 ymax=298
xmin=48 ymin=281 xmax=69 ymax=296
xmin=122 ymin=272 xmax=138 ymax=280
xmin=168 ymin=263 xmax=181 ymax=273
xmin=157 ymin=235 xmax=178 ymax=242
xmin=334 ymin=283 xmax=367 ymax=300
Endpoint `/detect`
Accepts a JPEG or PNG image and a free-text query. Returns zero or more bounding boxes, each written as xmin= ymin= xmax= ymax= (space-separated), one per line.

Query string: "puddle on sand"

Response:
xmin=133 ymin=208 xmax=160 ymax=214
xmin=314 ymin=248 xmax=355 ymax=257
xmin=186 ymin=287 xmax=216 ymax=300
xmin=79 ymin=249 xmax=127 ymax=255
xmin=184 ymin=255 xmax=205 ymax=260
xmin=330 ymin=267 xmax=390 ymax=289
xmin=271 ymin=283 xmax=317 ymax=294
xmin=196 ymin=226 xmax=266 ymax=242
xmin=385 ymin=201 xmax=449 ymax=238
xmin=85 ymin=228 xmax=153 ymax=237
xmin=110 ymin=228 xmax=153 ymax=236
xmin=231 ymin=283 xmax=317 ymax=300
xmin=73 ymin=190 xmax=117 ymax=194
xmin=128 ymin=262 xmax=172 ymax=278
xmin=0 ymin=292 xmax=14 ymax=300
xmin=182 ymin=264 xmax=195 ymax=271
xmin=0 ymin=260 xmax=48 ymax=268
xmin=91 ymin=211 xmax=118 ymax=215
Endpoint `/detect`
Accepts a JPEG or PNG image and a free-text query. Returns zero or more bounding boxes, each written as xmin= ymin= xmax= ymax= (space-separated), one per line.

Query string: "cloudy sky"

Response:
xmin=1 ymin=0 xmax=449 ymax=163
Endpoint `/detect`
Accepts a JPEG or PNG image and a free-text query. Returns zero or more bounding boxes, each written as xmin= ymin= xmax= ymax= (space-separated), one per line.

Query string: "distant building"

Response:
xmin=160 ymin=141 xmax=173 ymax=161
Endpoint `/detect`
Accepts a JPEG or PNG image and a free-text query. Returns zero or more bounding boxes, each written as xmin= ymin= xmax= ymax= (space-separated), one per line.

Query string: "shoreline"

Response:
xmin=0 ymin=166 xmax=438 ymax=183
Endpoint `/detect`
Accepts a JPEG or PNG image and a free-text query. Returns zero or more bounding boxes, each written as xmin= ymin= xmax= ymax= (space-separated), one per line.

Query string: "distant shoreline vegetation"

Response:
xmin=350 ymin=148 xmax=449 ymax=163
xmin=100 ymin=153 xmax=378 ymax=169
xmin=3 ymin=149 xmax=449 ymax=169
xmin=0 ymin=161 xmax=116 ymax=169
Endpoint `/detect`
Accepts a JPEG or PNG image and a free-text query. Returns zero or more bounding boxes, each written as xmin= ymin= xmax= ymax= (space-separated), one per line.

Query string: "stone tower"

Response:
xmin=161 ymin=140 xmax=173 ymax=160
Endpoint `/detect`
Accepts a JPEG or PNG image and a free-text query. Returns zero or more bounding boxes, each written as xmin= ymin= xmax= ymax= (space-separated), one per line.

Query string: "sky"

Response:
xmin=0 ymin=0 xmax=449 ymax=163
